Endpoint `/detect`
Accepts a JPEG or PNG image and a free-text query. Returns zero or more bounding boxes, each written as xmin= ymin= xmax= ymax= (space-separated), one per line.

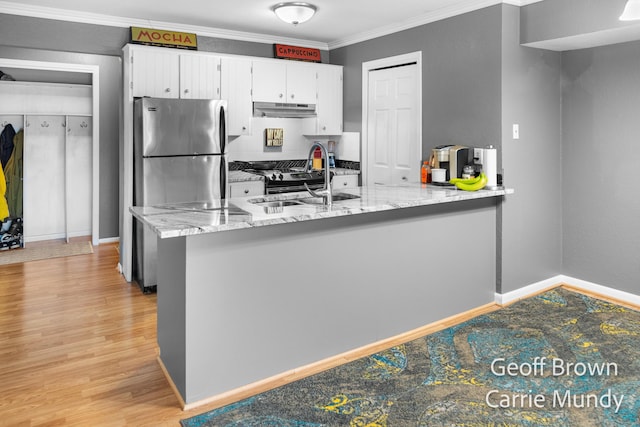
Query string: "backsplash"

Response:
xmin=227 ymin=117 xmax=360 ymax=165
xmin=230 ymin=159 xmax=360 ymax=171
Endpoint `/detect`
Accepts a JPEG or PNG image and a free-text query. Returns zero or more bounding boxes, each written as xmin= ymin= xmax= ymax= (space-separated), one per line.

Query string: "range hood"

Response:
xmin=253 ymin=102 xmax=316 ymax=118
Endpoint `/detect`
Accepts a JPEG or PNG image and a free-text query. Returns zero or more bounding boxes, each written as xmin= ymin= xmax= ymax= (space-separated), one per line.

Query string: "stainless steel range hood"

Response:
xmin=253 ymin=102 xmax=316 ymax=118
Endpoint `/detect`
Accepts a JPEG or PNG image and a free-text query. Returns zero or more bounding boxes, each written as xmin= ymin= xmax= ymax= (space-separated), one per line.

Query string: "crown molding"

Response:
xmin=328 ymin=0 xmax=546 ymax=49
xmin=329 ymin=0 xmax=503 ymax=50
xmin=0 ymin=1 xmax=329 ymax=50
xmin=0 ymin=0 xmax=545 ymax=52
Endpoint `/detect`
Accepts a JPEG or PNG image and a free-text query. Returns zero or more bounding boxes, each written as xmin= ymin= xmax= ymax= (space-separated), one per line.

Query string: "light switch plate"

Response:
xmin=512 ymin=124 xmax=520 ymax=140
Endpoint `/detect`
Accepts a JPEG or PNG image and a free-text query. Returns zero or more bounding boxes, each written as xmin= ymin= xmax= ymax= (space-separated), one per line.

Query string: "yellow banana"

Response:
xmin=450 ymin=173 xmax=483 ymax=185
xmin=454 ymin=172 xmax=488 ymax=191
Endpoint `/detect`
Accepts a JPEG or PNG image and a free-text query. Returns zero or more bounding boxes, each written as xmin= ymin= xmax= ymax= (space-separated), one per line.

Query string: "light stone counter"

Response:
xmin=130 ymin=184 xmax=513 ymax=239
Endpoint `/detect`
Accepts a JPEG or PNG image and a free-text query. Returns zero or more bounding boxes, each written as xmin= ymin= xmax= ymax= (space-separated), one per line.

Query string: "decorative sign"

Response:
xmin=130 ymin=27 xmax=198 ymax=50
xmin=274 ymin=44 xmax=321 ymax=62
xmin=265 ymin=128 xmax=284 ymax=147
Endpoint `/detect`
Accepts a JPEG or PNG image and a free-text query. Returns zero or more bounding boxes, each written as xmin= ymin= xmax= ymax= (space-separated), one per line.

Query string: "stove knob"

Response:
xmin=271 ymin=173 xmax=277 ymax=181
xmin=279 ymin=173 xmax=284 ymax=180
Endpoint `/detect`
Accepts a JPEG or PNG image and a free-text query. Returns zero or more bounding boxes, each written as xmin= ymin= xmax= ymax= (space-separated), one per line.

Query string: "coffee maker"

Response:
xmin=431 ymin=145 xmax=473 ymax=181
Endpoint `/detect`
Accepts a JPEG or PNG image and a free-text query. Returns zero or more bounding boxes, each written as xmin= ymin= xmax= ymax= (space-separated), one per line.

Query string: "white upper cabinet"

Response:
xmin=179 ymin=54 xmax=221 ymax=100
xmin=131 ymin=48 xmax=180 ymax=98
xmin=314 ymin=65 xmax=343 ymax=135
xmin=130 ymin=47 xmax=221 ymax=99
xmin=252 ymin=60 xmax=316 ymax=104
xmin=220 ymin=57 xmax=253 ymax=136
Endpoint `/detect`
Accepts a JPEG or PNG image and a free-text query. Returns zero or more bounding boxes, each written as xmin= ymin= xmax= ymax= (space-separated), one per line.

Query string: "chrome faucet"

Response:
xmin=304 ymin=142 xmax=332 ymax=206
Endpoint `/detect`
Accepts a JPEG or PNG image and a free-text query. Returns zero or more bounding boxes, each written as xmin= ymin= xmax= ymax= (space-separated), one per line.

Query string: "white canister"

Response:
xmin=432 ymin=168 xmax=446 ymax=183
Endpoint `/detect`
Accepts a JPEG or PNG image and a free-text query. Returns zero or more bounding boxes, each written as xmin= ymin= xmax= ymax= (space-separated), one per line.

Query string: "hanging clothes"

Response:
xmin=0 ymin=123 xmax=16 ymax=169
xmin=4 ymin=129 xmax=23 ymax=218
xmin=0 ymin=161 xmax=9 ymax=220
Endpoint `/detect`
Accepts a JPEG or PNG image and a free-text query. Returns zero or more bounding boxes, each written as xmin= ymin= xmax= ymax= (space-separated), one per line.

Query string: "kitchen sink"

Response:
xmin=297 ymin=193 xmax=361 ymax=205
xmin=252 ymin=200 xmax=303 ymax=208
xmin=248 ymin=193 xmax=360 ymax=211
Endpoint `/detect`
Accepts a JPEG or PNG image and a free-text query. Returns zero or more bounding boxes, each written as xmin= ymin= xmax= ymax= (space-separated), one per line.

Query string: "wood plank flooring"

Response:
xmin=0 ymin=242 xmax=221 ymax=426
xmin=9 ymin=241 xmax=630 ymax=426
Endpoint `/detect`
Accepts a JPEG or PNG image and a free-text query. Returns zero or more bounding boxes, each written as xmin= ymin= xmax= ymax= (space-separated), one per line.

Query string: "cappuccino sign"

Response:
xmin=130 ymin=27 xmax=197 ymax=50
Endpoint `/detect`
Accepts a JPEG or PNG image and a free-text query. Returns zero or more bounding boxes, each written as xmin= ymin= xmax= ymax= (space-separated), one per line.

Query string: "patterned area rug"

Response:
xmin=0 ymin=241 xmax=93 ymax=265
xmin=181 ymin=288 xmax=640 ymax=426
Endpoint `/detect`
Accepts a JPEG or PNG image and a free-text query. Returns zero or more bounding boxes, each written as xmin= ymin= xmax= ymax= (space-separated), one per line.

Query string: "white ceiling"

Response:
xmin=0 ymin=0 xmax=538 ymax=50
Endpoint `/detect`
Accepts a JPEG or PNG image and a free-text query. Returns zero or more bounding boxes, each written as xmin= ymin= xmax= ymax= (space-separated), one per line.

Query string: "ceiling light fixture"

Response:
xmin=273 ymin=2 xmax=317 ymax=25
xmin=620 ymin=0 xmax=640 ymax=20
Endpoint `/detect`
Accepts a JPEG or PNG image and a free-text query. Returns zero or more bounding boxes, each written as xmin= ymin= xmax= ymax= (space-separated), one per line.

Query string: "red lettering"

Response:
xmin=136 ymin=30 xmax=152 ymax=42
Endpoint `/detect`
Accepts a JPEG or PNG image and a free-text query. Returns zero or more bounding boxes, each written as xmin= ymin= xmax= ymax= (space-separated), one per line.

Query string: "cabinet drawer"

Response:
xmin=229 ymin=180 xmax=265 ymax=197
xmin=331 ymin=174 xmax=359 ymax=189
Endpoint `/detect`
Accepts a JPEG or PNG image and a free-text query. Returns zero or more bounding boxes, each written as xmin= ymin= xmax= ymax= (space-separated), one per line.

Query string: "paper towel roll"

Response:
xmin=484 ymin=147 xmax=498 ymax=189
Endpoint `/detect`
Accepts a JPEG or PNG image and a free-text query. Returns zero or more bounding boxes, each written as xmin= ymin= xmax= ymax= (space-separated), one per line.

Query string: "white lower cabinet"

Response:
xmin=332 ymin=174 xmax=359 ymax=189
xmin=229 ymin=180 xmax=265 ymax=198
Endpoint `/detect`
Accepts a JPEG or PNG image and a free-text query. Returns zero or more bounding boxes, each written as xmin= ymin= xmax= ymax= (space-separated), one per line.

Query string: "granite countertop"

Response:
xmin=130 ymin=184 xmax=514 ymax=239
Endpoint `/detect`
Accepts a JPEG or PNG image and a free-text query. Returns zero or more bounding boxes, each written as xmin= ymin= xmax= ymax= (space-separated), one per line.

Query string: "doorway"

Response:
xmin=362 ymin=52 xmax=422 ymax=186
xmin=0 ymin=59 xmax=100 ymax=247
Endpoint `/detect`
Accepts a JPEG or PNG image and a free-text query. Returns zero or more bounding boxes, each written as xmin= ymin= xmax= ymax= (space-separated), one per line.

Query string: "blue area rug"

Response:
xmin=181 ymin=288 xmax=640 ymax=426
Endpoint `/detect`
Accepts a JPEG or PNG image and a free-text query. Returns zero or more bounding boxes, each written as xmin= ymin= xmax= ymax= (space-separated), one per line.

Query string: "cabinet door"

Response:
xmin=131 ymin=48 xmax=180 ymax=98
xmin=316 ymin=66 xmax=343 ymax=135
xmin=252 ymin=60 xmax=287 ymax=103
xmin=221 ymin=57 xmax=253 ymax=135
xmin=286 ymin=62 xmax=317 ymax=104
xmin=179 ymin=55 xmax=221 ymax=99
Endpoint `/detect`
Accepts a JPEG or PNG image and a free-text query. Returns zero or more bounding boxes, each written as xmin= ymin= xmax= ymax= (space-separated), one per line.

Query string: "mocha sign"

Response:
xmin=130 ymin=27 xmax=197 ymax=50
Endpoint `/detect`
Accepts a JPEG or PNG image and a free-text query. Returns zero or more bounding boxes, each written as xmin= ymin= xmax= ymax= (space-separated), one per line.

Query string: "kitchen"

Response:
xmin=1 ymin=0 xmax=640 ymax=424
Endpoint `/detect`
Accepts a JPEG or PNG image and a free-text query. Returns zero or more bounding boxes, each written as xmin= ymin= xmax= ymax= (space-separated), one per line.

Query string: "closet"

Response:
xmin=0 ymin=80 xmax=92 ymax=247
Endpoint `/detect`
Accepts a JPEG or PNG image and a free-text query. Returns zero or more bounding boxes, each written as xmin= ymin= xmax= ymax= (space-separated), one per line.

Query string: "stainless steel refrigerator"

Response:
xmin=133 ymin=97 xmax=228 ymax=292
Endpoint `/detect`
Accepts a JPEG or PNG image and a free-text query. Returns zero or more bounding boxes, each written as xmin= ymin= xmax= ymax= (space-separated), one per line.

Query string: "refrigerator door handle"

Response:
xmin=220 ymin=158 xmax=227 ymax=200
xmin=219 ymin=105 xmax=227 ymax=154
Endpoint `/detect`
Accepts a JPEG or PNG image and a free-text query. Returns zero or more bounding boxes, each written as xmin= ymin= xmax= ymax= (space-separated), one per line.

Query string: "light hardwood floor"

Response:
xmin=8 ymin=242 xmax=626 ymax=426
xmin=0 ymin=242 xmax=223 ymax=426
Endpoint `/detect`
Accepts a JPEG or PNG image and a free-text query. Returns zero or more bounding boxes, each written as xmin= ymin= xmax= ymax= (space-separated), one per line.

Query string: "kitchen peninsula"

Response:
xmin=130 ymin=184 xmax=513 ymax=408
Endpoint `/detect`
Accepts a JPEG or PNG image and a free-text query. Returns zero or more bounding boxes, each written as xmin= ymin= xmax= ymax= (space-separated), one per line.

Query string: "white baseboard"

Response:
xmin=496 ymin=274 xmax=640 ymax=307
xmin=495 ymin=275 xmax=563 ymax=305
xmin=99 ymin=237 xmax=119 ymax=244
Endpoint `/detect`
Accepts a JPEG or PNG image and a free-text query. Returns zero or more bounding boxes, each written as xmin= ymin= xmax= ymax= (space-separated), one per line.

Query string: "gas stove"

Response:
xmin=246 ymin=168 xmax=327 ymax=194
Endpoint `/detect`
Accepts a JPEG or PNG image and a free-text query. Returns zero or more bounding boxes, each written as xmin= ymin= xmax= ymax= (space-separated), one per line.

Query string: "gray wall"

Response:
xmin=499 ymin=5 xmax=563 ymax=293
xmin=562 ymin=41 xmax=640 ymax=294
xmin=330 ymin=5 xmax=565 ymax=294
xmin=0 ymin=13 xmax=327 ymax=240
xmin=330 ymin=5 xmax=502 ymax=154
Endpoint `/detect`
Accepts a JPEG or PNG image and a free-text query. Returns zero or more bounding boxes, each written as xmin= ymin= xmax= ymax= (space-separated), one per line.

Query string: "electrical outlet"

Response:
xmin=512 ymin=124 xmax=520 ymax=140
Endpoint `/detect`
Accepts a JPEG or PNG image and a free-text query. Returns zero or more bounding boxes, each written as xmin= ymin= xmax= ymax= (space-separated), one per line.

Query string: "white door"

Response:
xmin=367 ymin=64 xmax=419 ymax=186
xmin=220 ymin=57 xmax=253 ymax=136
xmin=252 ymin=60 xmax=287 ymax=102
xmin=179 ymin=55 xmax=220 ymax=99
xmin=285 ymin=62 xmax=317 ymax=104
xmin=131 ymin=48 xmax=180 ymax=98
